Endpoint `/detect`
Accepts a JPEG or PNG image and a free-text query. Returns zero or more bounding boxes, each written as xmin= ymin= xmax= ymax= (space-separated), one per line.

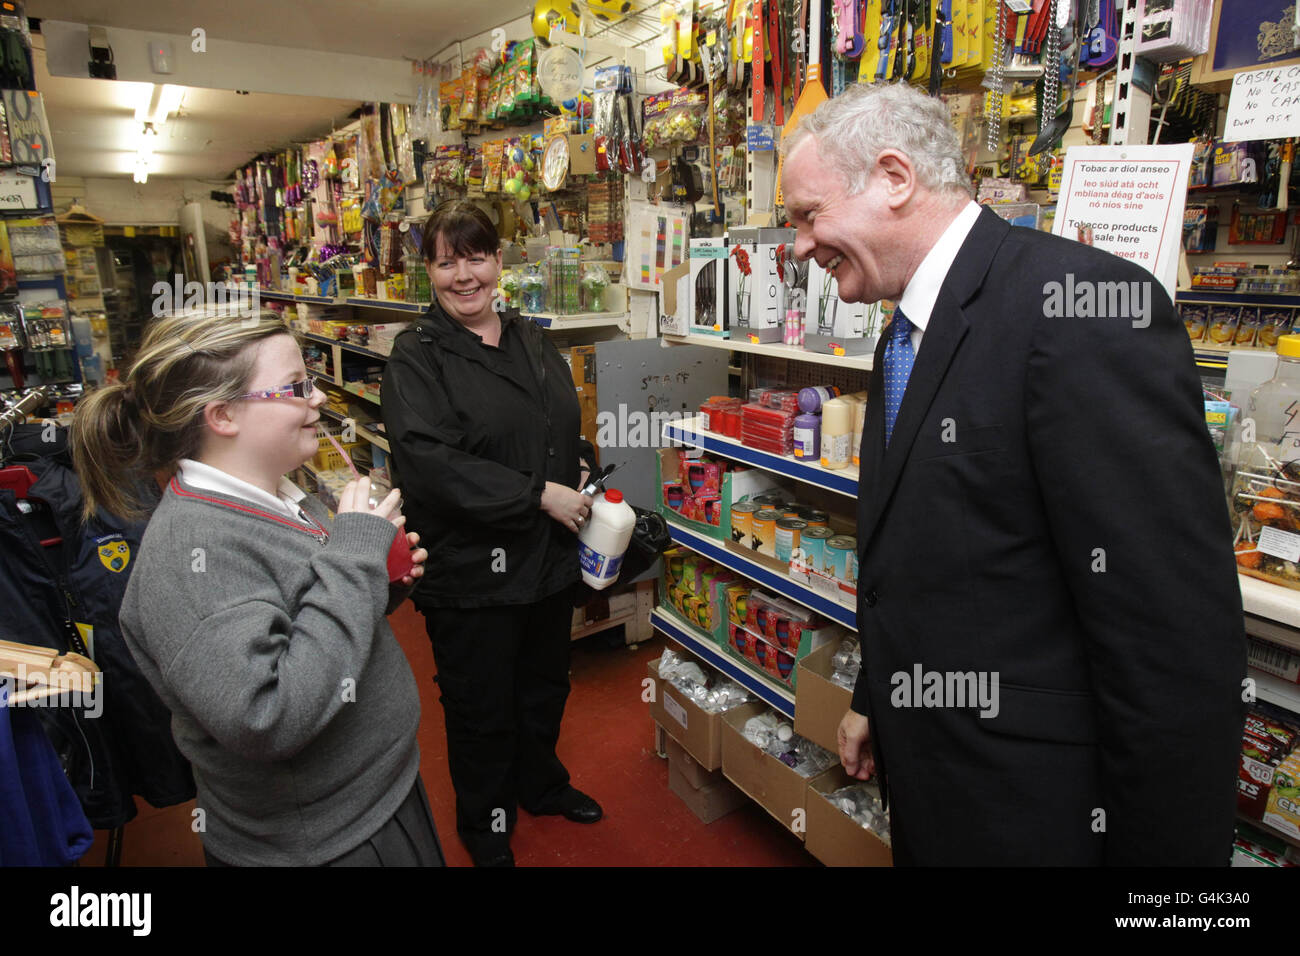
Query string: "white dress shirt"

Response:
xmin=896 ymin=200 xmax=983 ymax=355
xmin=177 ymin=458 xmax=310 ymax=525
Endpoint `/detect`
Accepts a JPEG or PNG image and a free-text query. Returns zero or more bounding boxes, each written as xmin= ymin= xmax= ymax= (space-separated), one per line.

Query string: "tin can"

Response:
xmin=798 ymin=526 xmax=834 ymax=573
xmin=751 ymin=493 xmax=786 ymax=510
xmin=826 ymin=535 xmax=858 ymax=585
xmin=780 ymin=506 xmax=802 ymax=519
xmin=803 ymin=509 xmax=830 ymax=528
xmin=775 ymin=517 xmax=807 ymax=563
xmin=730 ymin=501 xmax=760 ymax=548
xmin=751 ymin=509 xmax=781 ymax=556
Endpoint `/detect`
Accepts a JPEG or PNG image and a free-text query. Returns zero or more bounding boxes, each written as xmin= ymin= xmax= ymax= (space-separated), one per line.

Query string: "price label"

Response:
xmin=0 ymin=172 xmax=37 ymax=210
xmin=1258 ymin=526 xmax=1300 ymax=563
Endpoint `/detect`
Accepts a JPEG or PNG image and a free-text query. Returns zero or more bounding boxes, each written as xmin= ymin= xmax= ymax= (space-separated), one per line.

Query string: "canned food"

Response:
xmin=798 ymin=526 xmax=834 ymax=573
xmin=730 ymin=501 xmax=760 ymax=548
xmin=775 ymin=517 xmax=807 ymax=563
xmin=751 ymin=509 xmax=781 ymax=557
xmin=826 ymin=535 xmax=858 ymax=585
xmin=803 ymin=509 xmax=830 ymax=528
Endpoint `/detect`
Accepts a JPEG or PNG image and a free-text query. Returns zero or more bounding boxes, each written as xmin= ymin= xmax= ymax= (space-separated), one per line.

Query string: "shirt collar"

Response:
xmin=177 ymin=459 xmax=306 ymax=522
xmin=897 ymin=200 xmax=982 ymax=333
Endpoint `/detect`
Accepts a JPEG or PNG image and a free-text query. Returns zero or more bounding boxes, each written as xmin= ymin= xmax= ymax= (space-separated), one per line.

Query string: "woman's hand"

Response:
xmin=542 ymin=481 xmax=593 ymax=534
xmin=337 ymin=477 xmax=403 ymax=526
xmin=397 ymin=531 xmax=428 ymax=588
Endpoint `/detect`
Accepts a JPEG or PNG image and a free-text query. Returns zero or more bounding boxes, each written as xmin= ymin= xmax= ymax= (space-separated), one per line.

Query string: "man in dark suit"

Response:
xmin=780 ymin=83 xmax=1245 ymax=865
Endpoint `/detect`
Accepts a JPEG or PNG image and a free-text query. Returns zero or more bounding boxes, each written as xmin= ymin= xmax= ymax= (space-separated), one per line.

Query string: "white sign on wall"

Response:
xmin=0 ymin=172 xmax=38 ymax=210
xmin=1053 ymin=143 xmax=1194 ymax=299
xmin=1223 ymin=66 xmax=1300 ymax=143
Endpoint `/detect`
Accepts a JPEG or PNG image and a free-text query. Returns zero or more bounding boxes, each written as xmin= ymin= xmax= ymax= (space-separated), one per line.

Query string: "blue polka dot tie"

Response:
xmin=883 ymin=310 xmax=915 ymax=447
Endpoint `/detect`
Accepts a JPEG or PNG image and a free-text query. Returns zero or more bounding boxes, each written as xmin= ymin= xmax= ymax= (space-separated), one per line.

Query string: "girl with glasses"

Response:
xmin=70 ymin=308 xmax=444 ymax=867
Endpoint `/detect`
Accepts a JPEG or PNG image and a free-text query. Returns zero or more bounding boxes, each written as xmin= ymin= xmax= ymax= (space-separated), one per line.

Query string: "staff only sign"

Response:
xmin=1052 ymin=143 xmax=1194 ymax=299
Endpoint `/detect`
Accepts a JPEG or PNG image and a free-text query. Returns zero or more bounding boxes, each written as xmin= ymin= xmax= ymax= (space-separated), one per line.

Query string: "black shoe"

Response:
xmin=530 ymin=786 xmax=603 ymax=823
xmin=462 ymin=832 xmax=515 ymax=867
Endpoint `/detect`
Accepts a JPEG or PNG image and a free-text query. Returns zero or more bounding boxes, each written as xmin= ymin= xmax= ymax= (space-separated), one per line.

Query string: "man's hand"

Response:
xmin=838 ymin=709 xmax=875 ymax=780
xmin=397 ymin=531 xmax=427 ymax=588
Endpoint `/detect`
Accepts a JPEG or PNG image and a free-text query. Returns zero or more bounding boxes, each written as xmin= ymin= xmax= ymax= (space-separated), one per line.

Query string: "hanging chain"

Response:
xmin=985 ymin=0 xmax=1007 ymax=151
xmin=1037 ymin=0 xmax=1062 ymax=174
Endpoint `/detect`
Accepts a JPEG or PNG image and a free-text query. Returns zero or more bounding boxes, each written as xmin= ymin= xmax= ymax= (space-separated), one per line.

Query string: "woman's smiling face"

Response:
xmin=427 ymin=234 xmax=503 ymax=325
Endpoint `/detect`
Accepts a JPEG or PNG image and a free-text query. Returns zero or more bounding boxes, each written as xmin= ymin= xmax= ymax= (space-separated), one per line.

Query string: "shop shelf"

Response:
xmin=1236 ymin=813 xmax=1300 ymax=850
xmin=650 ymin=607 xmax=795 ymax=717
xmin=662 ymin=415 xmax=859 ymax=499
xmin=300 ymin=331 xmax=391 ymax=362
xmin=258 ymin=288 xmax=340 ymax=305
xmin=1251 ymin=669 xmax=1300 ymax=716
xmin=523 ymin=311 xmax=627 ymax=330
xmin=666 ymin=519 xmax=857 ymax=631
xmin=346 ymin=297 xmax=429 ymax=314
xmin=318 ymin=406 xmax=390 ymax=454
xmin=1240 ymin=574 xmax=1300 ymax=632
xmin=662 ymin=333 xmax=875 ymax=371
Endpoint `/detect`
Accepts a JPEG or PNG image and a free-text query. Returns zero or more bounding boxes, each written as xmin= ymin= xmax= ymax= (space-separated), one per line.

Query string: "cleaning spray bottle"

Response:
xmin=578 ymin=488 xmax=636 ymax=590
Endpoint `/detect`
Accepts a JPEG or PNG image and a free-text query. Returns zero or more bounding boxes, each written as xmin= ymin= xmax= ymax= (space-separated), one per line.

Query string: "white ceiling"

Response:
xmin=26 ymin=0 xmax=666 ymax=182
xmin=27 ymin=0 xmax=536 ymax=61
xmin=33 ymin=38 xmax=362 ymax=181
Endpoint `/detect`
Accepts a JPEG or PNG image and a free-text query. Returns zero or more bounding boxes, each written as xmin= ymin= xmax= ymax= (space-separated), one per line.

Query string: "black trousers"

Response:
xmin=203 ymin=774 xmax=446 ymax=867
xmin=421 ymin=587 xmax=574 ymax=844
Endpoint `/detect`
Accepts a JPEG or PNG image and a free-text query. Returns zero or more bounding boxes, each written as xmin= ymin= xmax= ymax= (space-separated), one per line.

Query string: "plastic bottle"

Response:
xmin=820 ymin=397 xmax=853 ymax=469
xmin=797 ymin=385 xmax=841 ymax=414
xmin=578 ymin=488 xmax=636 ymax=590
xmin=1246 ymin=336 xmax=1300 ymax=458
xmin=793 ymin=412 xmax=821 ymax=459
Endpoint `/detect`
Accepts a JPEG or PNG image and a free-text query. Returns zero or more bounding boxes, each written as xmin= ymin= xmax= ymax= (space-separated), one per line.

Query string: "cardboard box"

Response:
xmin=720 ymin=702 xmax=812 ymax=840
xmin=688 ymin=236 xmax=729 ymax=337
xmin=1264 ymin=751 xmax=1300 ymax=838
xmin=804 ymin=768 xmax=893 ymax=866
xmin=795 ymin=642 xmax=854 ymax=753
xmin=656 ymin=447 xmax=782 ymax=542
xmin=648 ymin=656 xmax=727 ymax=770
xmin=665 ymin=736 xmax=725 ymax=789
xmin=669 ymin=761 xmax=748 ymax=823
xmin=727 ymin=227 xmax=790 ymax=343
xmin=723 ymin=616 xmax=839 ymax=691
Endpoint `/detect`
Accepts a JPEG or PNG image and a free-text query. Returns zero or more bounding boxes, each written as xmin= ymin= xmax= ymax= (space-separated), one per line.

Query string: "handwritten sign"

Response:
xmin=1053 ymin=144 xmax=1194 ymax=298
xmin=1223 ymin=66 xmax=1300 ymax=142
xmin=0 ymin=171 xmax=38 ymax=211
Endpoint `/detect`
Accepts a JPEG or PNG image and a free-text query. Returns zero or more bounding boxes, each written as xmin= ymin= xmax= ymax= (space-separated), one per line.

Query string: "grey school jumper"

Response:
xmin=119 ymin=476 xmax=421 ymax=866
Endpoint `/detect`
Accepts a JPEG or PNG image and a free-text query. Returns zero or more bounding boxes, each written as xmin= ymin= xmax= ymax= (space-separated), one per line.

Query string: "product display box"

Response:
xmin=803 ymin=258 xmax=884 ymax=356
xmin=656 ymin=448 xmax=782 ymax=542
xmin=720 ymin=702 xmax=811 ymax=840
xmin=665 ymin=737 xmax=747 ymax=823
xmin=794 ymin=642 xmax=853 ymax=753
xmin=727 ymin=227 xmax=790 ymax=344
xmin=804 ymin=768 xmax=893 ymax=867
xmin=688 ymin=236 xmax=729 ymax=337
xmin=724 ymin=616 xmax=838 ymax=691
xmin=648 ymin=656 xmax=727 ymax=770
xmin=660 ymin=547 xmax=739 ymax=647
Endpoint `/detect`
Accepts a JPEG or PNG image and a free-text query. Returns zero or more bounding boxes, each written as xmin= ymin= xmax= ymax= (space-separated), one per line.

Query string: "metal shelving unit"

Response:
xmin=650 ymin=607 xmax=795 ymax=717
xmin=662 ymin=332 xmax=875 ymax=371
xmin=667 ymin=520 xmax=856 ymax=630
xmin=663 ymin=416 xmax=859 ymax=499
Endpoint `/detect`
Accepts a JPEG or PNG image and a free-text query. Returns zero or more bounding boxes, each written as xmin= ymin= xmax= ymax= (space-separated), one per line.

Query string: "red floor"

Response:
xmin=80 ymin=602 xmax=816 ymax=867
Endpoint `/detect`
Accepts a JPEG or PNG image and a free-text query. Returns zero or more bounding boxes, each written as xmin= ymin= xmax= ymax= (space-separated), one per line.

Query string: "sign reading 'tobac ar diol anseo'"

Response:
xmin=1052 ymin=143 xmax=1194 ymax=300
xmin=1223 ymin=66 xmax=1300 ymax=143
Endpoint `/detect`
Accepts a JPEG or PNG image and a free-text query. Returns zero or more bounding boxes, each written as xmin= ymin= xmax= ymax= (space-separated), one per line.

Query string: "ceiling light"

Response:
xmin=134 ymin=83 xmax=185 ymax=126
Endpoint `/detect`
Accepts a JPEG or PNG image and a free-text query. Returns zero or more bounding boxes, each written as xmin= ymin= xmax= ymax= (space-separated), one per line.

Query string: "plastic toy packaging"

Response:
xmin=519 ymin=267 xmax=547 ymax=313
xmin=498 ymin=269 xmax=522 ymax=309
xmin=830 ymin=636 xmax=861 ymax=690
xmin=502 ymin=138 xmax=536 ymax=203
xmin=580 ymin=265 xmax=609 ymax=312
xmin=657 ymin=649 xmax=752 ymax=714
xmin=829 ymin=783 xmax=891 ymax=843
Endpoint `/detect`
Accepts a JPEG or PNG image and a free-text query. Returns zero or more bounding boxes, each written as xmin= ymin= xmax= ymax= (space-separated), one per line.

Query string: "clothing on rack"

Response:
xmin=0 ymin=684 xmax=94 ymax=866
xmin=0 ymin=422 xmax=195 ymax=829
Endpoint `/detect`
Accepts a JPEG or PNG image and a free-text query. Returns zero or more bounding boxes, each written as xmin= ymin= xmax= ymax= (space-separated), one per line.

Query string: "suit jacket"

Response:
xmin=851 ymin=208 xmax=1246 ymax=865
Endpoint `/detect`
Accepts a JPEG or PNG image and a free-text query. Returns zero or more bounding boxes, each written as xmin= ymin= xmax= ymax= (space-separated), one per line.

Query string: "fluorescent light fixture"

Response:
xmin=133 ymin=83 xmax=184 ymax=126
xmin=135 ymin=124 xmax=158 ymax=158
